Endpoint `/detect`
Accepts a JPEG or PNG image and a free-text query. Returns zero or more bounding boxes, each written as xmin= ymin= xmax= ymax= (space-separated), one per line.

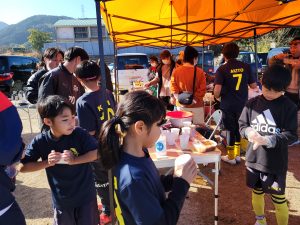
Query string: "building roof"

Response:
xmin=54 ymin=19 xmax=101 ymax=27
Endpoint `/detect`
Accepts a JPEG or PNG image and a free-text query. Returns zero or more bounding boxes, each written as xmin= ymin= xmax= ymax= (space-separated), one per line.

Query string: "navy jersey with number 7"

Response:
xmin=214 ymin=58 xmax=256 ymax=111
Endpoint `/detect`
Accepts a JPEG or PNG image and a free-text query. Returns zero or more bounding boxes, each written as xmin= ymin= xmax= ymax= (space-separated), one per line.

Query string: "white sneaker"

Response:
xmin=254 ymin=220 xmax=267 ymax=225
xmin=235 ymin=156 xmax=241 ymax=163
xmin=221 ymin=155 xmax=236 ymax=165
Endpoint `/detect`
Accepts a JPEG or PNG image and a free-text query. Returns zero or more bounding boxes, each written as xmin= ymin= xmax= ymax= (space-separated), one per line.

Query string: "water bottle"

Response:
xmin=155 ymin=135 xmax=167 ymax=157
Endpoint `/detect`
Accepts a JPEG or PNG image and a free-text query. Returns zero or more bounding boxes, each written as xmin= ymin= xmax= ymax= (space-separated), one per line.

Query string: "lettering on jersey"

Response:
xmin=70 ymin=148 xmax=79 ymax=156
xmin=97 ymin=100 xmax=115 ymax=121
xmin=114 ymin=176 xmax=125 ymax=225
xmin=230 ymin=68 xmax=244 ymax=73
xmin=251 ymin=109 xmax=281 ymax=134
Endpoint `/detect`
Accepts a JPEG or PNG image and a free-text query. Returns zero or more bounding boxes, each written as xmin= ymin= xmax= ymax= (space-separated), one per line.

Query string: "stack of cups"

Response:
xmin=180 ymin=122 xmax=192 ymax=150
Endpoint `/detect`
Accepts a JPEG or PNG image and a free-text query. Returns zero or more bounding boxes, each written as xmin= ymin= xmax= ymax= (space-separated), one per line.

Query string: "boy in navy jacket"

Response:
xmin=20 ymin=95 xmax=99 ymax=225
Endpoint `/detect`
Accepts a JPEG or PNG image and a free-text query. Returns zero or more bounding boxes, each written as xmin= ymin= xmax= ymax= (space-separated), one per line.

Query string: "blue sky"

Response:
xmin=0 ymin=0 xmax=97 ymax=24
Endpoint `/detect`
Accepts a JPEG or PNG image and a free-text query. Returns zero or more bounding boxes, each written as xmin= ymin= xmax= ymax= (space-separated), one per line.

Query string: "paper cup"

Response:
xmin=167 ymin=132 xmax=176 ymax=145
xmin=170 ymin=128 xmax=180 ymax=139
xmin=181 ymin=127 xmax=191 ymax=136
xmin=179 ymin=134 xmax=190 ymax=149
xmin=175 ymin=153 xmax=192 ymax=167
xmin=174 ymin=154 xmax=192 ymax=176
xmin=183 ymin=121 xmax=192 ymax=127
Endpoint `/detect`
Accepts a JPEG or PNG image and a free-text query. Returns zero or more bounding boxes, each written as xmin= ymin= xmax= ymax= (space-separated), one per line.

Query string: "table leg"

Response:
xmin=214 ymin=161 xmax=219 ymax=225
xmin=27 ymin=107 xmax=33 ymax=133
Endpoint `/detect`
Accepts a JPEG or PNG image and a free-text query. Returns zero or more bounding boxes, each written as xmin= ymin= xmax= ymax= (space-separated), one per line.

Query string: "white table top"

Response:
xmin=149 ymin=134 xmax=221 ymax=169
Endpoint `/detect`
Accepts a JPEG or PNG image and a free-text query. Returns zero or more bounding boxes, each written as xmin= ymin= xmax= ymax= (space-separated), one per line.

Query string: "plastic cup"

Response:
xmin=170 ymin=128 xmax=180 ymax=140
xmin=179 ymin=134 xmax=190 ymax=149
xmin=183 ymin=121 xmax=192 ymax=127
xmin=174 ymin=154 xmax=192 ymax=176
xmin=181 ymin=127 xmax=191 ymax=136
xmin=167 ymin=132 xmax=176 ymax=145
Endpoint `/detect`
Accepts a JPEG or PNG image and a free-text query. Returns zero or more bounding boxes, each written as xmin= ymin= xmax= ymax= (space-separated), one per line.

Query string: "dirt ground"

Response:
xmin=14 ymin=109 xmax=300 ymax=225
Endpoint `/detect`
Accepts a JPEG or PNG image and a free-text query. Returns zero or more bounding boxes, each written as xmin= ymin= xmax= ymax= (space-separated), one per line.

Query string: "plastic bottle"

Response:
xmin=155 ymin=135 xmax=167 ymax=157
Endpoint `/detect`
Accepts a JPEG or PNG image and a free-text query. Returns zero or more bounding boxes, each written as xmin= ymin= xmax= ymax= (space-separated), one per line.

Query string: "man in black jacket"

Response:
xmin=38 ymin=46 xmax=89 ymax=104
xmin=25 ymin=48 xmax=64 ymax=104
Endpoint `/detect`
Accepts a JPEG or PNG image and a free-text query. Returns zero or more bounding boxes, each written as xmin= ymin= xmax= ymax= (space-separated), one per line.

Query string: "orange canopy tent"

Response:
xmin=98 ymin=0 xmax=300 ymax=48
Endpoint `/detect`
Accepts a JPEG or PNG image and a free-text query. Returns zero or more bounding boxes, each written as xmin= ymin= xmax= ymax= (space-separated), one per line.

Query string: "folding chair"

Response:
xmin=205 ymin=109 xmax=223 ymax=140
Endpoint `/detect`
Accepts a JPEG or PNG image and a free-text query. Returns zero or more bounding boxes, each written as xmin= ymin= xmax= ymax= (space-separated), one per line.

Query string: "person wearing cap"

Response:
xmin=38 ymin=46 xmax=89 ymax=104
xmin=144 ymin=50 xmax=176 ymax=111
xmin=269 ymin=36 xmax=300 ymax=145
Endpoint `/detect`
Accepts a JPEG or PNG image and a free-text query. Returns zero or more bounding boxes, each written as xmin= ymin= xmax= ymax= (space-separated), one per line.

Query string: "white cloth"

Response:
xmin=177 ymin=106 xmax=204 ymax=125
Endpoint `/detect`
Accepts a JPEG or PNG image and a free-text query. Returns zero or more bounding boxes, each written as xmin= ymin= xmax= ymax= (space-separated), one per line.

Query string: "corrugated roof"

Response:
xmin=54 ymin=19 xmax=99 ymax=27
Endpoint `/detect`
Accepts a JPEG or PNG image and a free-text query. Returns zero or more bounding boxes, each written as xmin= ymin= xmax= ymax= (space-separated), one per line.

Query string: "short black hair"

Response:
xmin=222 ymin=42 xmax=239 ymax=59
xmin=37 ymin=95 xmax=75 ymax=121
xmin=149 ymin=55 xmax=158 ymax=63
xmin=64 ymin=46 xmax=89 ymax=62
xmin=262 ymin=64 xmax=291 ymax=92
xmin=75 ymin=60 xmax=101 ymax=81
xmin=43 ymin=47 xmax=64 ymax=60
xmin=183 ymin=46 xmax=198 ymax=65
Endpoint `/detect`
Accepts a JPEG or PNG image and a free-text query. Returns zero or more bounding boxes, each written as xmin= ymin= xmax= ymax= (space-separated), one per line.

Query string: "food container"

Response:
xmin=166 ymin=111 xmax=193 ymax=128
xmin=192 ymin=139 xmax=217 ymax=153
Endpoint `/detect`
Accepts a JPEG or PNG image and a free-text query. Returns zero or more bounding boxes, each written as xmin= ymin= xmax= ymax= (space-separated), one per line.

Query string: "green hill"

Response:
xmin=0 ymin=15 xmax=72 ymax=46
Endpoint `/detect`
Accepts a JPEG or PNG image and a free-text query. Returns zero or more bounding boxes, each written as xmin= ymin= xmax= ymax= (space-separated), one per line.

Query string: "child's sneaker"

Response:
xmin=100 ymin=213 xmax=112 ymax=225
xmin=221 ymin=155 xmax=236 ymax=165
xmin=255 ymin=220 xmax=267 ymax=225
xmin=254 ymin=215 xmax=267 ymax=225
xmin=235 ymin=156 xmax=241 ymax=163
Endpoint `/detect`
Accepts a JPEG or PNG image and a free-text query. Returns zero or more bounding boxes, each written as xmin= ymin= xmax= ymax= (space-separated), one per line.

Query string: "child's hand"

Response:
xmin=61 ymin=150 xmax=75 ymax=165
xmin=48 ymin=150 xmax=62 ymax=166
xmin=174 ymin=157 xmax=198 ymax=184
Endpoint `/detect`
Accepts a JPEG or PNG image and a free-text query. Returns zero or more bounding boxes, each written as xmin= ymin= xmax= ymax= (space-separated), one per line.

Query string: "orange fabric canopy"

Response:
xmin=100 ymin=0 xmax=300 ymax=48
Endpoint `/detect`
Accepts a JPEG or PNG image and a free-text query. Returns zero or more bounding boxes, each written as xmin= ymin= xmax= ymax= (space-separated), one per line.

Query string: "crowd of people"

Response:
xmin=1 ymin=36 xmax=300 ymax=225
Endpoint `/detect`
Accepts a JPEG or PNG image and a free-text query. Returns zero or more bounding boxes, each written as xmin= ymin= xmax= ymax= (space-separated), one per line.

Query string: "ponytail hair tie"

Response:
xmin=113 ymin=115 xmax=127 ymax=143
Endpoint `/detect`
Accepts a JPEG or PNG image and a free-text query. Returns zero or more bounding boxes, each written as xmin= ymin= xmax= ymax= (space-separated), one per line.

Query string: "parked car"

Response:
xmin=111 ymin=53 xmax=149 ymax=94
xmin=257 ymin=52 xmax=268 ymax=74
xmin=197 ymin=50 xmax=214 ymax=75
xmin=0 ymin=55 xmax=39 ymax=96
xmin=217 ymin=51 xmax=262 ymax=77
xmin=108 ymin=62 xmax=114 ymax=71
xmin=237 ymin=51 xmax=262 ymax=76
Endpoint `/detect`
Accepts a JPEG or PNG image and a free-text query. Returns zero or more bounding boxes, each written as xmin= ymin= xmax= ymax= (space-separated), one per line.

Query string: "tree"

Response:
xmin=27 ymin=28 xmax=51 ymax=52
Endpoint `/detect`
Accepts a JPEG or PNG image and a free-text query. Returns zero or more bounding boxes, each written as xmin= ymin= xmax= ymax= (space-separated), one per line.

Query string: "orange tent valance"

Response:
xmin=99 ymin=0 xmax=300 ymax=48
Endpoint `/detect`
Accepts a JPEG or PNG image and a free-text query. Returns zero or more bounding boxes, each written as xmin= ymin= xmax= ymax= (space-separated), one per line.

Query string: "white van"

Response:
xmin=111 ymin=53 xmax=149 ymax=94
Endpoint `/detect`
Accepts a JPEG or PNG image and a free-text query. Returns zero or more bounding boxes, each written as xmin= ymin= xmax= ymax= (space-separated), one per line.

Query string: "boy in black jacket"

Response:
xmin=239 ymin=65 xmax=298 ymax=225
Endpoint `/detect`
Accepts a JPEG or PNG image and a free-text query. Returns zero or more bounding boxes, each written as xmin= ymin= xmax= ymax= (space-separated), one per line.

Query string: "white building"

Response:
xmin=44 ymin=18 xmax=183 ymax=57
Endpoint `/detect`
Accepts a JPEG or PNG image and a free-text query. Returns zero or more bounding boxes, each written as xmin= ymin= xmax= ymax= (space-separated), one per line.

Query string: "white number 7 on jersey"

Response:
xmin=233 ymin=73 xmax=242 ymax=90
